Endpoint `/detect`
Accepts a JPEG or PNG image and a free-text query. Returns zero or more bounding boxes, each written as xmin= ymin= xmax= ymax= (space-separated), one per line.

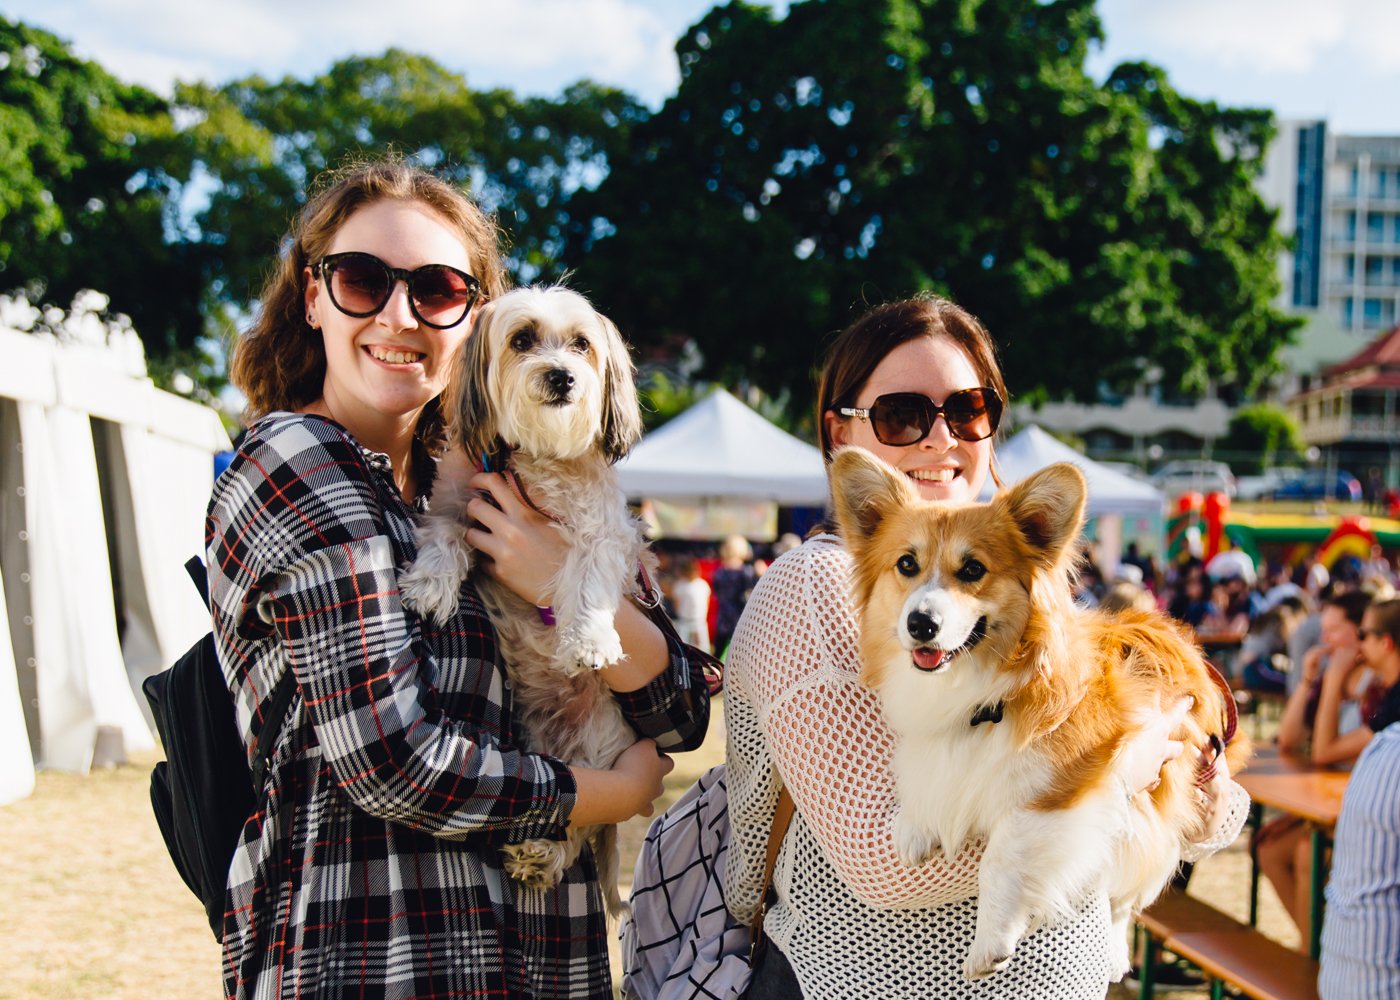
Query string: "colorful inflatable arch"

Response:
xmin=1221 ymin=512 xmax=1400 ymax=571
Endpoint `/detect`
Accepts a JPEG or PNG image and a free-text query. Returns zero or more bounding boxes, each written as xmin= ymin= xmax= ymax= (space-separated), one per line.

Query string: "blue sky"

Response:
xmin=6 ymin=0 xmax=1399 ymax=134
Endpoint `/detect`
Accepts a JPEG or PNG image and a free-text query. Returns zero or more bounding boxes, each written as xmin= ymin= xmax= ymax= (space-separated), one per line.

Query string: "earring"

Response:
xmin=307 ymin=313 xmax=317 ymax=329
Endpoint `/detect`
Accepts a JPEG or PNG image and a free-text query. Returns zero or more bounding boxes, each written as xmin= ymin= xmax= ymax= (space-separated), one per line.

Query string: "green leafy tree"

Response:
xmin=1222 ymin=402 xmax=1305 ymax=474
xmin=174 ymin=52 xmax=647 ymax=315
xmin=565 ymin=0 xmax=1300 ymax=415
xmin=0 ymin=18 xmax=203 ymax=359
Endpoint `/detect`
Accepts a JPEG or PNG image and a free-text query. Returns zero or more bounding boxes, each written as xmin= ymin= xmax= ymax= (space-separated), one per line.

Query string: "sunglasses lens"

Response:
xmin=869 ymin=397 xmax=931 ymax=445
xmin=409 ymin=265 xmax=475 ymax=326
xmin=328 ymin=255 xmax=391 ymax=315
xmin=944 ymin=388 xmax=1000 ymax=441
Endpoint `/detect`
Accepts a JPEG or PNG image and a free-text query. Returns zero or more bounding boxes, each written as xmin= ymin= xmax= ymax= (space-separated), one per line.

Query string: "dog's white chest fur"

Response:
xmin=890 ymin=711 xmax=1037 ymax=860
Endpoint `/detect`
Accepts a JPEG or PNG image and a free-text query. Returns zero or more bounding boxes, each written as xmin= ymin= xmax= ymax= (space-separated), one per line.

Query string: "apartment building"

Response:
xmin=1261 ymin=122 xmax=1400 ymax=333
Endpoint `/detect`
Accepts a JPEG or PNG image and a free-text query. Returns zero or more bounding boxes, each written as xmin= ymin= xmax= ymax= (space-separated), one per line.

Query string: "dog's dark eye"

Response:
xmin=957 ymin=559 xmax=986 ymax=582
xmin=570 ymin=335 xmax=591 ymax=354
xmin=510 ymin=329 xmax=535 ymax=352
xmin=896 ymin=553 xmax=920 ymax=577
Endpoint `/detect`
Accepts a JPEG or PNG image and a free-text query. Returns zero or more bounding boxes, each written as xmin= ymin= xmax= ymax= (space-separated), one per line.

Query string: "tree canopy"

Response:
xmin=0 ymin=17 xmax=202 ymax=359
xmin=173 ymin=52 xmax=647 ymax=311
xmin=3 ymin=2 xmax=1300 ymax=424
xmin=565 ymin=0 xmax=1300 ymax=422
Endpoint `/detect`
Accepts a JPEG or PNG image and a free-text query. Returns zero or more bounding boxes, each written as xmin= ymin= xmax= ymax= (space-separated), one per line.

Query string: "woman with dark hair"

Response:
xmin=210 ymin=154 xmax=709 ymax=998
xmin=722 ymin=294 xmax=1249 ymax=998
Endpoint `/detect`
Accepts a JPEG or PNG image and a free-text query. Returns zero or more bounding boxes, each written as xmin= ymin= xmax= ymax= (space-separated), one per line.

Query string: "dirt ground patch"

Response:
xmin=0 ymin=699 xmax=1297 ymax=999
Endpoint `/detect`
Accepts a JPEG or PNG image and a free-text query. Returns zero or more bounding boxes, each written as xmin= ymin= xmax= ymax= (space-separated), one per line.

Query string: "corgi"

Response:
xmin=828 ymin=448 xmax=1249 ymax=982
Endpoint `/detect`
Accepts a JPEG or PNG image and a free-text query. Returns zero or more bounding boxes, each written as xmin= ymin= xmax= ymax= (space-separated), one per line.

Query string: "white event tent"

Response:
xmin=979 ymin=424 xmax=1165 ymax=516
xmin=978 ymin=424 xmax=1165 ymax=575
xmin=616 ymin=388 xmax=829 ymax=506
xmin=0 ymin=300 xmax=231 ymax=805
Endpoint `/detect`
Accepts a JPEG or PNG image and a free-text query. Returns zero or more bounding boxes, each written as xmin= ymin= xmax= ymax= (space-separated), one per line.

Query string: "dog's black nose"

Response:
xmin=545 ymin=368 xmax=574 ymax=394
xmin=906 ymin=611 xmax=939 ymax=643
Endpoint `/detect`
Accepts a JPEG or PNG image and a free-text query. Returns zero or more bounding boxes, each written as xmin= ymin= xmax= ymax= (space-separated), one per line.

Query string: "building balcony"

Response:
xmin=1295 ymin=413 xmax=1400 ymax=445
xmin=1015 ymin=396 xmax=1230 ymax=441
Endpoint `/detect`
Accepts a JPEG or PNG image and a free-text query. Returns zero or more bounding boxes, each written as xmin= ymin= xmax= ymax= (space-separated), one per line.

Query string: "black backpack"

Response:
xmin=142 ymin=557 xmax=297 ymax=941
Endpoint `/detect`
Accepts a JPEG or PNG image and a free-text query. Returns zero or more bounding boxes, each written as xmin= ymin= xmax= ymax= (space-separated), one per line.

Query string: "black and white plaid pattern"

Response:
xmin=207 ymin=413 xmax=709 ymax=999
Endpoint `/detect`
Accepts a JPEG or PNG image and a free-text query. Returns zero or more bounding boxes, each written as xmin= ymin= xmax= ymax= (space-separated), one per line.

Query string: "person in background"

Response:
xmin=723 ymin=295 xmax=1248 ymax=999
xmin=1261 ymin=589 xmax=1378 ymax=945
xmin=669 ymin=553 xmax=713 ymax=653
xmin=1098 ymin=569 xmax=1157 ymax=616
xmin=1168 ymin=564 xmax=1219 ymax=630
xmin=1319 ymin=598 xmax=1400 ymax=998
xmin=1236 ymin=593 xmax=1310 ymax=694
xmin=210 ymin=155 xmax=708 ymax=998
xmin=711 ymin=533 xmax=758 ymax=657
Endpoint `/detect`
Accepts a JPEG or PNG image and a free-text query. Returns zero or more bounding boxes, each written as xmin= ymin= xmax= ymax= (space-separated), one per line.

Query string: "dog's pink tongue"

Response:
xmin=912 ymin=648 xmax=945 ymax=671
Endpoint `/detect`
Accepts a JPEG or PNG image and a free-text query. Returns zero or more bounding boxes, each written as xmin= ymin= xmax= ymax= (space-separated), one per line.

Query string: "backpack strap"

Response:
xmin=750 ymin=784 xmax=795 ymax=955
xmin=250 ymin=671 xmax=297 ymax=793
xmin=186 ymin=554 xmax=298 ymax=794
xmin=185 ymin=555 xmax=210 ymax=610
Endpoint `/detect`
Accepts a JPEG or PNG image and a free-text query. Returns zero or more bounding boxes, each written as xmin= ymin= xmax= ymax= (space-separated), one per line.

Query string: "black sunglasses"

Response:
xmin=314 ymin=251 xmax=481 ymax=330
xmin=837 ymin=387 xmax=1003 ymax=446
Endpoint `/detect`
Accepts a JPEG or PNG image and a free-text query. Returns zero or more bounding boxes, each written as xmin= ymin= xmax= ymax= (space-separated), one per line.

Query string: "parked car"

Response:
xmin=1098 ymin=460 xmax=1155 ymax=484
xmin=1235 ymin=469 xmax=1294 ymax=501
xmin=1267 ymin=469 xmax=1363 ymax=502
xmin=1150 ymin=460 xmax=1236 ymax=498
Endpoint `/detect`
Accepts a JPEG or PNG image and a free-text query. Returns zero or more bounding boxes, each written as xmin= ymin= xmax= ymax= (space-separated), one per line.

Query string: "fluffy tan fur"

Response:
xmin=399 ymin=285 xmax=650 ymax=918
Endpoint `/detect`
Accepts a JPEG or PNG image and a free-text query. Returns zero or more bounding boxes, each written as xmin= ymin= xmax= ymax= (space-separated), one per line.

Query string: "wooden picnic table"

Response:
xmin=1236 ymin=744 xmax=1350 ymax=959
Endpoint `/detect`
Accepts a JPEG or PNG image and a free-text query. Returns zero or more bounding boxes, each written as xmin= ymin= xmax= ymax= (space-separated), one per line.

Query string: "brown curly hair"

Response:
xmin=231 ymin=153 xmax=509 ymax=447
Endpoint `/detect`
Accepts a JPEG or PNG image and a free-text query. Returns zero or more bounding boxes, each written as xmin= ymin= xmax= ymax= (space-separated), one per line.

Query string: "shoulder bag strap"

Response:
xmin=750 ymin=785 xmax=796 ymax=953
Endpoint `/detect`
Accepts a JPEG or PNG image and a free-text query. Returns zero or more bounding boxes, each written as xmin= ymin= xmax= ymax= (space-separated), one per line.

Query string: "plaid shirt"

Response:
xmin=207 ymin=413 xmax=709 ymax=999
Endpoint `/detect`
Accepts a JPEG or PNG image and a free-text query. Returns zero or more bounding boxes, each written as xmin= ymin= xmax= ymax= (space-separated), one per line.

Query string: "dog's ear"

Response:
xmin=597 ymin=312 xmax=644 ymax=462
xmin=445 ymin=301 xmax=499 ymax=461
xmin=999 ymin=462 xmax=1086 ymax=566
xmin=829 ymin=447 xmax=918 ymax=554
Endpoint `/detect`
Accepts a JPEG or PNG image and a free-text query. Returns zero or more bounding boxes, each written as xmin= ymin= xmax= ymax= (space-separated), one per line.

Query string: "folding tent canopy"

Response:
xmin=978 ymin=424 xmax=1165 ymax=516
xmin=0 ymin=325 xmax=230 ymax=804
xmin=616 ymin=388 xmax=830 ymax=506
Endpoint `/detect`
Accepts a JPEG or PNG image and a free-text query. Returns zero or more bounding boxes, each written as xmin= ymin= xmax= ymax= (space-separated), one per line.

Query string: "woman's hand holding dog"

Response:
xmin=1123 ymin=696 xmax=1234 ymax=841
xmin=464 ymin=470 xmax=566 ymax=608
xmin=464 ymin=468 xmax=672 ymax=690
xmin=568 ymin=738 xmax=676 ymax=826
xmin=1121 ymin=696 xmax=1192 ymax=795
xmin=1190 ymin=740 xmax=1234 ymax=842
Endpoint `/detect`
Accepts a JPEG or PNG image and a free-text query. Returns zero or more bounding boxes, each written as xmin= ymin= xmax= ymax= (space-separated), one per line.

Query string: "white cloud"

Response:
xmin=6 ymin=0 xmax=699 ymax=102
xmin=1112 ymin=0 xmax=1399 ymax=75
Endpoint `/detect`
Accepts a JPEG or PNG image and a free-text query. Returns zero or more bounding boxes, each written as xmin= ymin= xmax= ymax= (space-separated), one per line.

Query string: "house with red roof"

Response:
xmin=1286 ymin=323 xmax=1400 ymax=491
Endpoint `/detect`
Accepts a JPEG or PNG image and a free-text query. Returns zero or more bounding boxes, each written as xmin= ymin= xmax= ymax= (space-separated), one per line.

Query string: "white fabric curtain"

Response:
xmin=0 ymin=560 xmax=36 ymax=805
xmin=23 ymin=401 xmax=154 ymax=771
xmin=0 ymin=327 xmax=229 ymax=787
xmin=107 ymin=420 xmax=214 ymax=700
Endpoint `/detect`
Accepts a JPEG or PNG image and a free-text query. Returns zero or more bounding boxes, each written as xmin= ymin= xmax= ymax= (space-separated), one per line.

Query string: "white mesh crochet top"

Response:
xmin=722 ymin=534 xmax=1248 ymax=1000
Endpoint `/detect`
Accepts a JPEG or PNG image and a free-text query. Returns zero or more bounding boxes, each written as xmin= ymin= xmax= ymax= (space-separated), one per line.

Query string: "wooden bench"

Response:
xmin=1135 ymin=891 xmax=1319 ymax=1000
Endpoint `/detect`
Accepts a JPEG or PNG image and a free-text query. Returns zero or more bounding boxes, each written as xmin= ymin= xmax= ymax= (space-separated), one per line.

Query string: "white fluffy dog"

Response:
xmin=400 ymin=285 xmax=650 ymax=915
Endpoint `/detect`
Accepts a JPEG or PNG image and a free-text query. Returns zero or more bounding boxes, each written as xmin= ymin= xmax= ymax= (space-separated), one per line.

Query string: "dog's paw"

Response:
xmin=560 ymin=624 xmax=625 ymax=673
xmin=963 ymin=945 xmax=1014 ymax=982
xmin=892 ymin=812 xmax=941 ymax=867
xmin=502 ymin=839 xmax=569 ymax=890
xmin=399 ymin=564 xmax=462 ymax=624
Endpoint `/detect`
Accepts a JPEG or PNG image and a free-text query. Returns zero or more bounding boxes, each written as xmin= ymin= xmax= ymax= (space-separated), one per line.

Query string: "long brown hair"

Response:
xmin=815 ymin=294 xmax=1009 ymax=462
xmin=231 ymin=153 xmax=508 ymax=447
